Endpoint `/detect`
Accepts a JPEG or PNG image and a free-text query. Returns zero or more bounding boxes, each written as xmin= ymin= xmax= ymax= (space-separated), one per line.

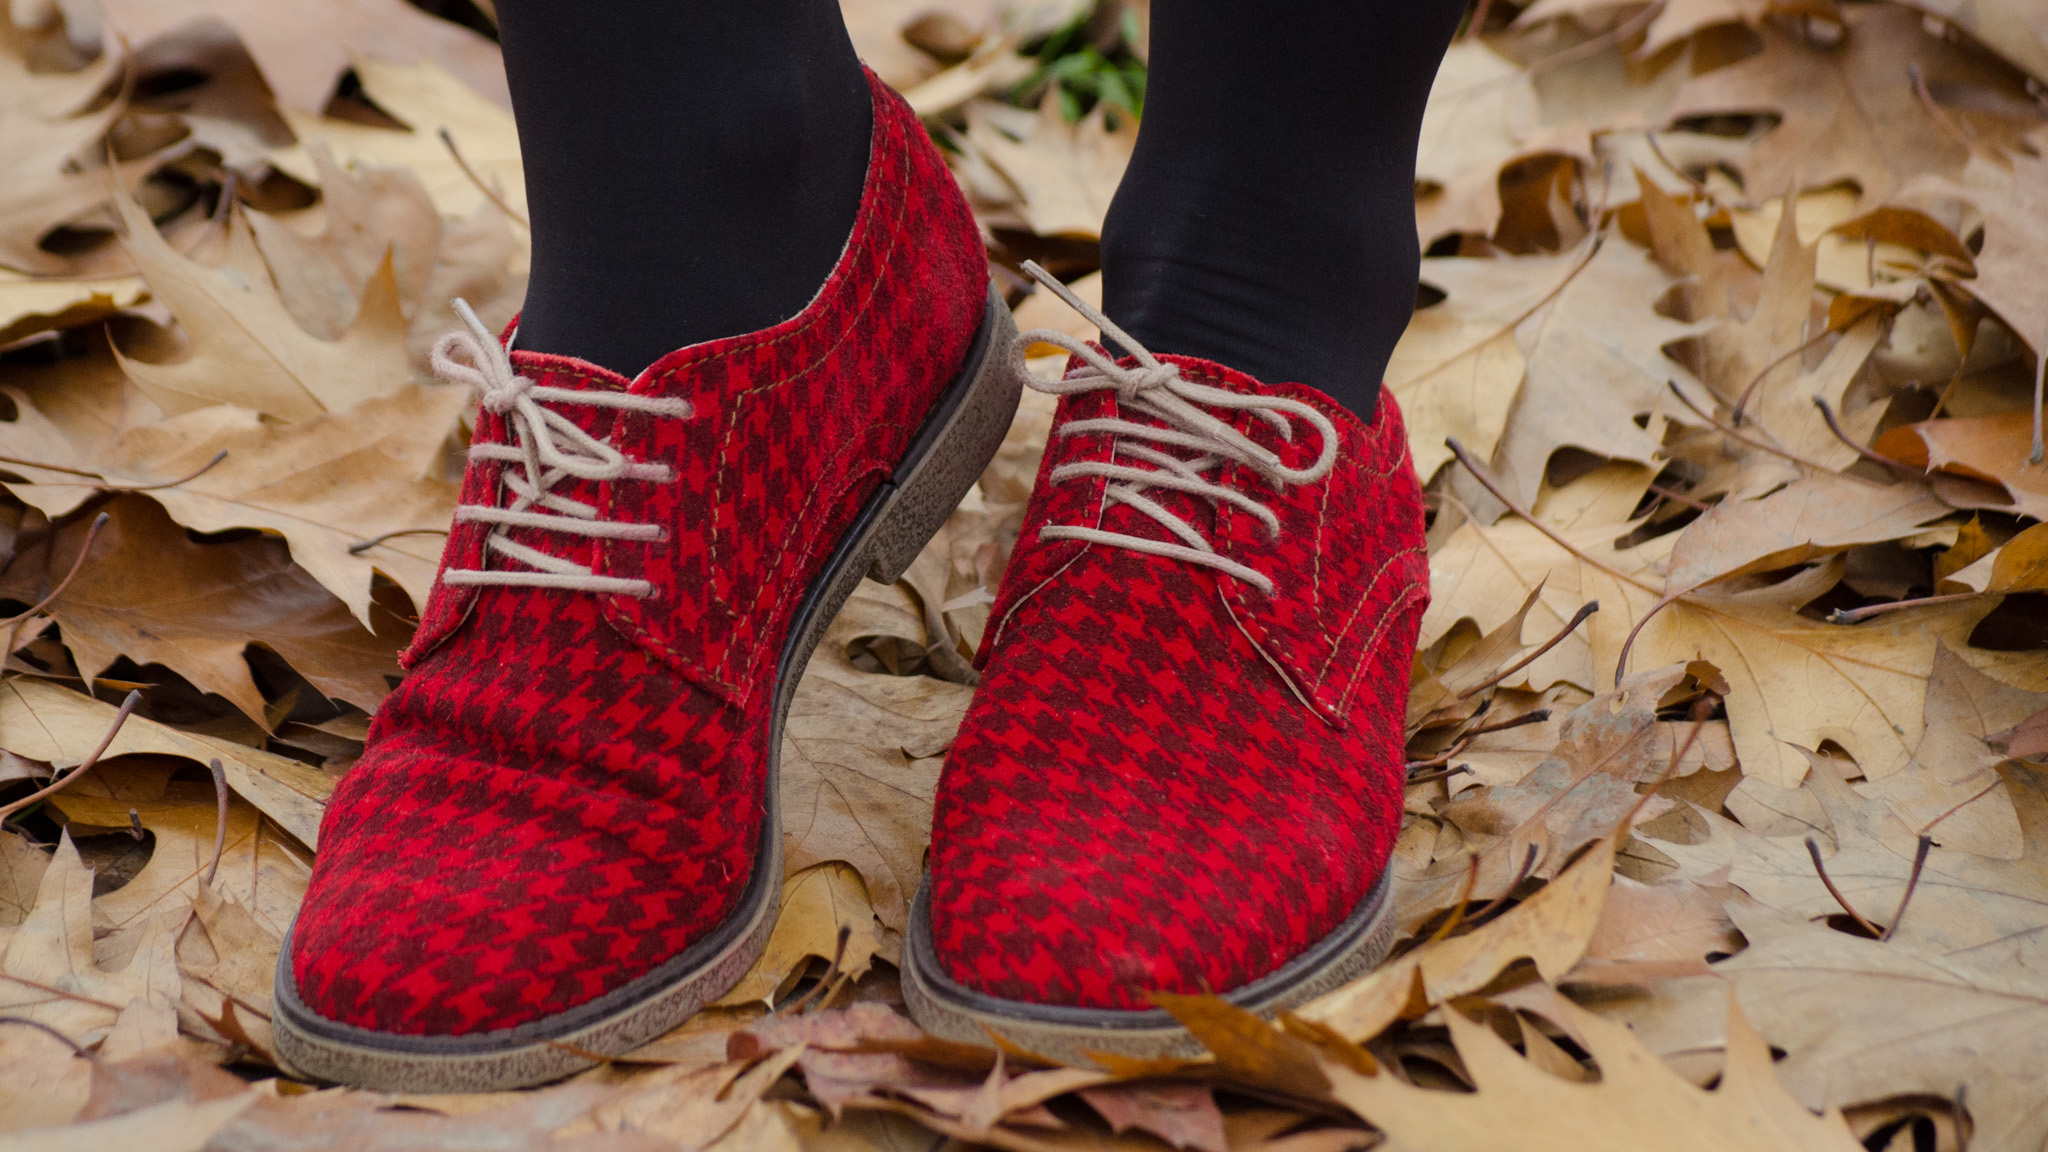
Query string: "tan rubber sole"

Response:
xmin=900 ymin=868 xmax=1397 ymax=1066
xmin=273 ymin=286 xmax=1021 ymax=1093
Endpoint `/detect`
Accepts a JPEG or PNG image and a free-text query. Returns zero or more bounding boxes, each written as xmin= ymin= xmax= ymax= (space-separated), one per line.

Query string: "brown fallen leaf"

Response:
xmin=781 ymin=607 xmax=973 ymax=931
xmin=1662 ymin=474 xmax=1950 ymax=591
xmin=1412 ymin=40 xmax=1538 ymax=243
xmin=0 ymin=494 xmax=405 ymax=722
xmin=272 ymin=57 xmax=529 ymax=230
xmin=0 ymin=678 xmax=331 ymax=848
xmin=47 ymin=764 xmax=312 ymax=962
xmin=1300 ymin=832 xmax=1619 ymax=1043
xmin=1654 ymin=757 xmax=2048 ymax=971
xmin=1389 ymin=249 xmax=1580 ymax=481
xmin=1876 ymin=407 xmax=2048 ymax=522
xmin=0 ymin=1015 xmax=94 ymax=1133
xmin=714 ymin=862 xmax=881 ymax=1007
xmin=1150 ymin=994 xmax=1331 ymax=1100
xmin=588 ymin=1047 xmax=806 ymax=1151
xmin=735 ymin=1002 xmax=941 ymax=1115
xmin=1667 ymin=6 xmax=1981 ymax=203
xmin=246 ymin=145 xmax=442 ymax=341
xmin=75 ymin=1047 xmax=249 ymax=1122
xmin=0 ymin=832 xmax=184 ymax=1042
xmin=4 ymin=379 xmax=466 ymax=625
xmin=1077 ymin=1081 xmax=1227 ymax=1152
xmin=1995 ymin=704 xmax=2048 ymax=760
xmin=111 ymin=188 xmax=414 ymax=422
xmin=1719 ymin=898 xmax=2048 ymax=1152
xmin=965 ymin=94 xmax=1133 ymax=240
xmin=96 ymin=0 xmax=506 ymax=114
xmin=1567 ymin=873 xmax=1743 ymax=984
xmin=0 ymin=830 xmax=48 ymax=937
xmin=0 ymin=20 xmax=127 ymax=276
xmin=1858 ymin=643 xmax=2046 ymax=857
xmin=1327 ymin=986 xmax=1863 ymax=1152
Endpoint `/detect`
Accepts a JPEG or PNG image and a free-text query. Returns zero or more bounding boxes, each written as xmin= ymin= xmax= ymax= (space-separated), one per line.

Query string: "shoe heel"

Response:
xmin=867 ymin=286 xmax=1021 ymax=584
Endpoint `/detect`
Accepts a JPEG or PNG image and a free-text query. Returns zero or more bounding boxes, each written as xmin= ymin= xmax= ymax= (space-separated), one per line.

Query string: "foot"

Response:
xmin=275 ymin=72 xmax=1019 ymax=1092
xmin=903 ymin=267 xmax=1429 ymax=1062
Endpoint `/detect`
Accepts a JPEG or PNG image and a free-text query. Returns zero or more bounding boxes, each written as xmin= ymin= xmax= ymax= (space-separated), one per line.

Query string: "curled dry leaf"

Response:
xmin=964 ymin=94 xmax=1133 ymax=240
xmin=714 ymin=862 xmax=882 ymax=1007
xmin=1301 ymin=833 xmax=1619 ymax=1044
xmin=1327 ymin=987 xmax=1863 ymax=1152
xmin=0 ymin=494 xmax=406 ymax=723
xmin=1719 ymin=899 xmax=2048 ymax=1152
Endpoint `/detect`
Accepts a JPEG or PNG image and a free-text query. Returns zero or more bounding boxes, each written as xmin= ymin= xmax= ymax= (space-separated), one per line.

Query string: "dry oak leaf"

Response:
xmin=1432 ymin=667 xmax=1684 ymax=915
xmin=6 ymin=380 xmax=466 ymax=627
xmin=1567 ymin=872 xmax=1744 ymax=984
xmin=0 ymin=494 xmax=405 ymax=723
xmin=1929 ymin=141 xmax=2048 ymax=365
xmin=1391 ymin=248 xmax=1581 ymax=481
xmin=713 ymin=861 xmax=882 ymax=1007
xmin=1077 ymin=1082 xmax=1227 ymax=1152
xmin=1326 ymin=986 xmax=1862 ymax=1152
xmin=1662 ymin=473 xmax=1950 ymax=591
xmin=271 ymin=58 xmax=529 ymax=230
xmin=0 ymin=269 xmax=145 ymax=347
xmin=0 ymin=19 xmax=125 ymax=276
xmin=1654 ymin=756 xmax=2048 ymax=974
xmin=112 ymin=188 xmax=412 ymax=422
xmin=965 ymin=93 xmax=1134 ymax=240
xmin=1424 ymin=502 xmax=2048 ymax=787
xmin=1300 ymin=832 xmax=1619 ymax=1044
xmin=0 ymin=1016 xmax=94 ymax=1134
xmin=1718 ymin=899 xmax=2048 ymax=1152
xmin=0 ymin=677 xmax=331 ymax=848
xmin=1666 ymin=6 xmax=1979 ymax=203
xmin=587 ymin=1046 xmax=807 ymax=1151
xmin=245 ymin=145 xmax=443 ymax=342
xmin=1896 ymin=0 xmax=2048 ymax=86
xmin=47 ymin=767 xmax=312 ymax=969
xmin=0 ymin=830 xmax=47 ymax=937
xmin=1858 ymin=642 xmax=2047 ymax=858
xmin=1877 ymin=406 xmax=2048 ymax=523
xmin=779 ymin=595 xmax=973 ymax=931
xmin=95 ymin=0 xmax=506 ymax=114
xmin=1490 ymin=234 xmax=1711 ymax=505
xmin=1412 ymin=40 xmax=1537 ymax=243
xmin=0 ymin=832 xmax=183 ymax=1043
xmin=735 ymin=1002 xmax=932 ymax=1115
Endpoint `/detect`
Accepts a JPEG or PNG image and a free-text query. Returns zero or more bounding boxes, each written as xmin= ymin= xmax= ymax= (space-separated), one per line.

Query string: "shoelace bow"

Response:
xmin=1008 ymin=262 xmax=1338 ymax=596
xmin=430 ymin=299 xmax=691 ymax=598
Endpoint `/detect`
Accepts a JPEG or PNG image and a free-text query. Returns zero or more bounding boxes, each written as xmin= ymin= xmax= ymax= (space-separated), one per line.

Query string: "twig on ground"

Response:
xmin=1426 ymin=855 xmax=1483 ymax=945
xmin=0 ymin=451 xmax=225 ymax=494
xmin=1811 ymin=396 xmax=1919 ymax=475
xmin=2 ymin=513 xmax=109 ymax=630
xmin=1404 ymin=764 xmax=1472 ymax=788
xmin=1805 ymin=835 xmax=1884 ymax=938
xmin=1466 ymin=708 xmax=1552 ymax=737
xmin=1730 ymin=331 xmax=1833 ymax=426
xmin=203 ymin=758 xmax=229 ymax=888
xmin=348 ymin=528 xmax=451 ymax=555
xmin=0 ymin=689 xmax=142 ymax=822
xmin=1458 ymin=602 xmax=1599 ymax=700
xmin=1667 ymin=381 xmax=1847 ymax=477
xmin=0 ymin=1016 xmax=91 ymax=1057
xmin=1464 ymin=843 xmax=1542 ymax=928
xmin=440 ymin=127 xmax=529 ymax=228
xmin=1827 ymin=592 xmax=1988 ymax=625
xmin=1647 ymin=482 xmax=1713 ymax=512
xmin=1406 ymin=737 xmax=1470 ymax=774
xmin=1882 ymin=835 xmax=1936 ymax=942
xmin=1446 ymin=438 xmax=1658 ymax=593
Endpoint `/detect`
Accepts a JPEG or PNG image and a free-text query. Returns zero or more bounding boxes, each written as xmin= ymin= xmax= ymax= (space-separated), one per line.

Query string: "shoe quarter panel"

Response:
xmin=1215 ymin=384 xmax=1430 ymax=725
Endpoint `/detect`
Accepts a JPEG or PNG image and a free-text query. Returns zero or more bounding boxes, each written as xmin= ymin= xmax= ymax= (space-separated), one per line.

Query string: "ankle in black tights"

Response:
xmin=494 ymin=0 xmax=1465 ymax=422
xmin=1100 ymin=0 xmax=1467 ymax=422
xmin=495 ymin=0 xmax=873 ymax=377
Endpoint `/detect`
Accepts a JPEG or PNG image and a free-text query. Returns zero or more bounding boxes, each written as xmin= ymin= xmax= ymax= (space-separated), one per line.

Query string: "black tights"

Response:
xmin=495 ymin=0 xmax=1466 ymax=422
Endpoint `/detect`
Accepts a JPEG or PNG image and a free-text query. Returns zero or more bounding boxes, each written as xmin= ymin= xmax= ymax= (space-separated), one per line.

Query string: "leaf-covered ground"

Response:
xmin=1 ymin=0 xmax=2045 ymax=1149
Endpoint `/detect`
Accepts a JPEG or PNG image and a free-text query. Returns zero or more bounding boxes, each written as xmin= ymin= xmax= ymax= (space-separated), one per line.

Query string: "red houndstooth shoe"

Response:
xmin=274 ymin=71 xmax=1019 ymax=1092
xmin=902 ymin=265 xmax=1429 ymax=1062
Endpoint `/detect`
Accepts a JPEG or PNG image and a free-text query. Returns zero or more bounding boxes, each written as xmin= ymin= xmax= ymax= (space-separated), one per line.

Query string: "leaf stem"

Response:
xmin=0 ymin=689 xmax=142 ymax=822
xmin=1457 ymin=602 xmax=1599 ymax=700
xmin=1805 ymin=835 xmax=1884 ymax=938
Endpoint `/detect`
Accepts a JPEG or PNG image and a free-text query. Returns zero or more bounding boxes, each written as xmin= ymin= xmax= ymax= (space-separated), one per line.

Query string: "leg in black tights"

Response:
xmin=495 ymin=0 xmax=873 ymax=376
xmin=1101 ymin=0 xmax=1468 ymax=421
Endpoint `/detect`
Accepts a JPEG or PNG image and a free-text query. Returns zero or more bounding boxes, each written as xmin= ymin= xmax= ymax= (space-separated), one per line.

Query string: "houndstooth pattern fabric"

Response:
xmin=927 ymin=356 xmax=1428 ymax=1010
xmin=289 ymin=69 xmax=989 ymax=1037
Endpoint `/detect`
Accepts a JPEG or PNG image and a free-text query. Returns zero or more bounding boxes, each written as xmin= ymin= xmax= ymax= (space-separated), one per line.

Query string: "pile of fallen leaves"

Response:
xmin=1 ymin=0 xmax=2045 ymax=1148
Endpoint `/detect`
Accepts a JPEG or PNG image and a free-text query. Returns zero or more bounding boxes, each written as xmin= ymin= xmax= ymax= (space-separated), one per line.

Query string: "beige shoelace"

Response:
xmin=431 ymin=299 xmax=691 ymax=598
xmin=1008 ymin=262 xmax=1339 ymax=596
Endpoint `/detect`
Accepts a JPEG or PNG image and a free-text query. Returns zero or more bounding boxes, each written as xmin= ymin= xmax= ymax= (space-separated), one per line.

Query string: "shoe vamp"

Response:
xmin=293 ymin=588 xmax=766 ymax=1036
xmin=929 ymin=549 xmax=1400 ymax=1011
